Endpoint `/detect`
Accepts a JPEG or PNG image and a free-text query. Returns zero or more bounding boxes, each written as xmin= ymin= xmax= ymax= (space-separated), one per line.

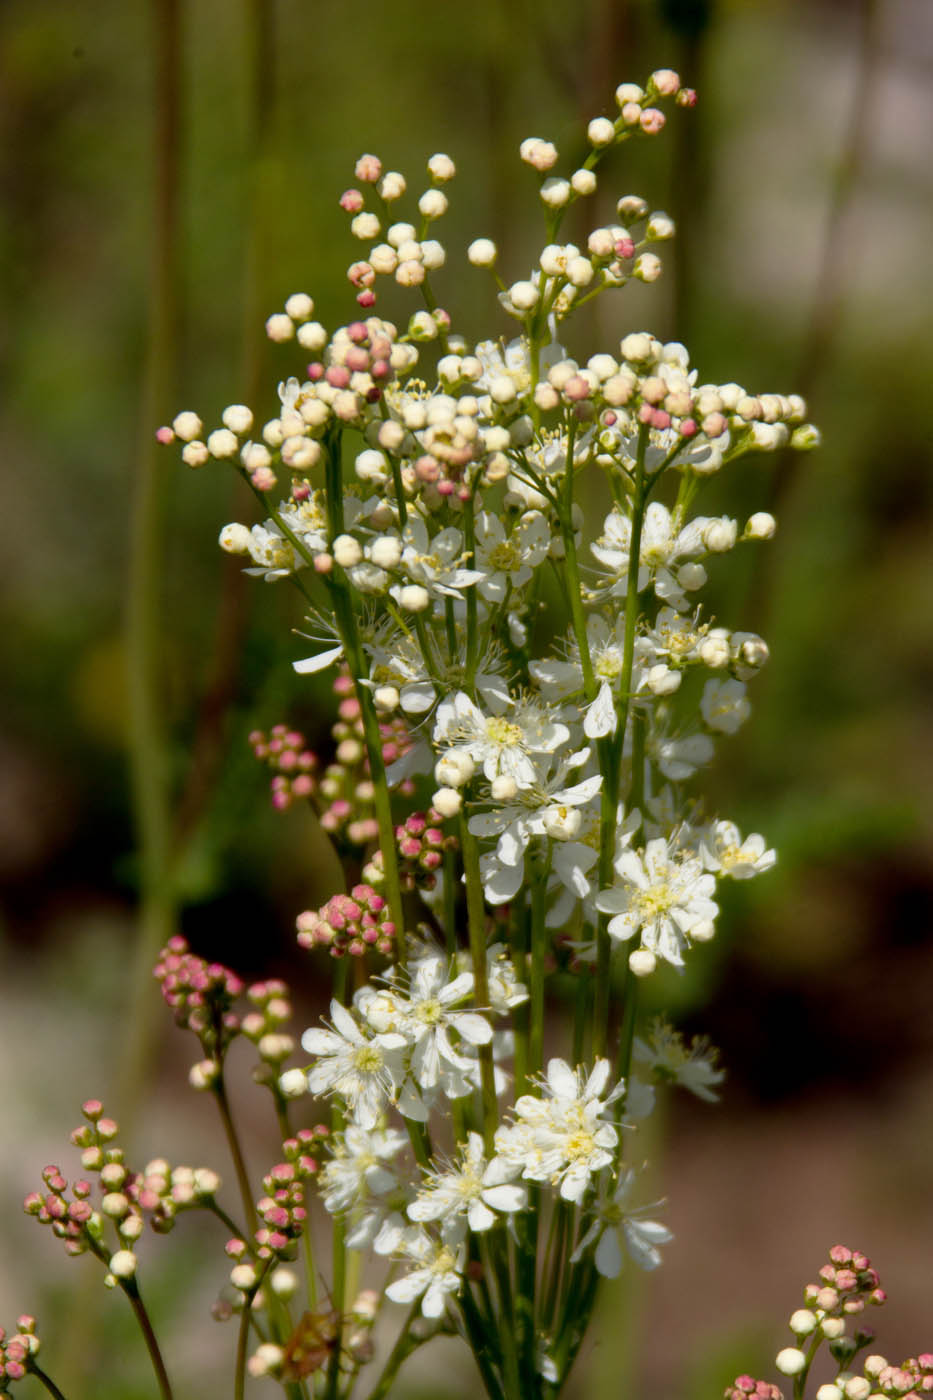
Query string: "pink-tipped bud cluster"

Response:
xmin=725 ymin=1378 xmax=783 ymax=1400
xmin=25 ymin=1162 xmax=97 ymax=1259
xmin=296 ymin=885 xmax=398 ymax=958
xmin=859 ymin=1354 xmax=933 ymax=1398
xmin=0 ymin=1317 xmax=39 ymax=1386
xmin=154 ymin=936 xmax=245 ymax=1056
xmin=249 ymin=725 xmax=318 ymax=810
xmin=803 ymin=1245 xmax=886 ymax=1317
xmin=364 ymin=809 xmax=455 ymax=893
xmin=253 ymin=1162 xmax=310 ymax=1259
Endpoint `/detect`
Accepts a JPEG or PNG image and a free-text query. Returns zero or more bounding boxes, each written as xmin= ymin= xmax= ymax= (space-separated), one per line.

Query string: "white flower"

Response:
xmin=408 ymin=1132 xmax=526 ymax=1232
xmin=391 ymin=516 xmax=484 ymax=602
xmin=595 ymin=837 xmax=718 ymax=968
xmin=473 ymin=510 xmax=551 ymax=602
xmin=651 ymin=730 xmax=714 ymax=782
xmin=632 ymin=1018 xmax=725 ymax=1102
xmin=433 ymin=691 xmax=569 ymax=791
xmin=591 ymin=502 xmax=709 ymax=610
xmin=493 ymin=1058 xmax=623 ymax=1203
xmin=571 ymin=1167 xmax=672 ymax=1277
xmin=301 ymin=1000 xmax=407 ymax=1129
xmin=469 ymin=750 xmax=601 ymax=904
xmin=701 ymin=677 xmax=751 ymax=733
xmin=357 ymin=955 xmax=492 ymax=1097
xmin=318 ymin=1124 xmax=409 ymax=1216
xmin=385 ymin=1231 xmax=465 ymax=1318
xmin=699 ymin=819 xmax=775 ymax=879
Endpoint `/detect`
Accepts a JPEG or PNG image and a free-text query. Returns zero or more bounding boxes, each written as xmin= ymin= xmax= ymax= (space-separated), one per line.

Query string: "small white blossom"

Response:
xmin=385 ymin=1231 xmax=466 ymax=1318
xmin=302 ymin=1000 xmax=407 ymax=1129
xmin=632 ymin=1018 xmax=725 ymax=1102
xmin=571 ymin=1167 xmax=672 ymax=1277
xmin=433 ymin=691 xmax=570 ymax=791
xmin=699 ymin=819 xmax=775 ymax=879
xmin=408 ymin=1132 xmax=526 ymax=1232
xmin=595 ymin=837 xmax=718 ymax=968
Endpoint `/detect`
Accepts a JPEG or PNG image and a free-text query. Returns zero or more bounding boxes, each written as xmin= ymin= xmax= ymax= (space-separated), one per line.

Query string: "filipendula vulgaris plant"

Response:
xmin=11 ymin=67 xmax=922 ymax=1400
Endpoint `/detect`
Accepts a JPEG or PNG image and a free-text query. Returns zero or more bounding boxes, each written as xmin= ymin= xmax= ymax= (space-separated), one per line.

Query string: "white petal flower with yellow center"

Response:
xmin=632 ymin=1018 xmax=725 ymax=1103
xmin=433 ymin=690 xmax=570 ymax=791
xmin=408 ymin=1132 xmax=527 ymax=1233
xmin=301 ymin=1000 xmax=407 ymax=1129
xmin=384 ymin=1230 xmax=466 ymax=1318
xmin=699 ymin=819 xmax=775 ymax=880
xmin=474 ymin=509 xmax=552 ymax=602
xmin=493 ymin=1058 xmax=623 ymax=1204
xmin=392 ymin=516 xmax=484 ymax=602
xmin=571 ymin=1167 xmax=672 ymax=1278
xmin=595 ymin=837 xmax=718 ymax=970
xmin=591 ymin=502 xmax=711 ymax=610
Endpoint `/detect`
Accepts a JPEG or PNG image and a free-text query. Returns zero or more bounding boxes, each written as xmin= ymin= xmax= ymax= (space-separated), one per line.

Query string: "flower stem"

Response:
xmin=212 ymin=1069 xmax=258 ymax=1238
xmin=28 ymin=1364 xmax=70 ymax=1400
xmin=459 ymin=816 xmax=498 ymax=1155
xmin=364 ymin=1299 xmax=423 ymax=1400
xmin=120 ymin=1277 xmax=175 ymax=1400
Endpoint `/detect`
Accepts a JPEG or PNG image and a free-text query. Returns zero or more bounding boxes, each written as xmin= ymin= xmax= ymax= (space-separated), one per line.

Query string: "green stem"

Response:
xmin=212 ymin=1070 xmax=258 ymax=1237
xmin=233 ymin=1259 xmax=273 ymax=1400
xmin=462 ymin=491 xmax=480 ymax=692
xmin=528 ymin=851 xmax=549 ymax=1077
xmin=459 ymin=816 xmax=498 ymax=1154
xmin=27 ymin=1365 xmax=70 ymax=1400
xmin=558 ymin=418 xmax=595 ymax=699
xmin=120 ymin=1277 xmax=175 ymax=1400
xmin=363 ymin=1299 xmax=423 ymax=1400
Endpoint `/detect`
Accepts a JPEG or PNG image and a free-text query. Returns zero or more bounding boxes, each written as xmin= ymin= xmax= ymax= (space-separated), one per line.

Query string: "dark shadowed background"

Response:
xmin=2 ymin=0 xmax=932 ymax=1395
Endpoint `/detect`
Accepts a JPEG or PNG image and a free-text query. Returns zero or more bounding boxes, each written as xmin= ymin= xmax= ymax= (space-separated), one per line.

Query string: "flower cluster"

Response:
xmin=0 ymin=1318 xmax=39 ymax=1394
xmin=295 ymin=885 xmax=399 ymax=958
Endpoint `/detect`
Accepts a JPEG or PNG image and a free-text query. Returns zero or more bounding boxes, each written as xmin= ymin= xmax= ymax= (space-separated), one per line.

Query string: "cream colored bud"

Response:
xmin=745 ymin=512 xmax=776 ymax=540
xmin=776 ymin=1348 xmax=808 ymax=1376
xmin=571 ymin=168 xmax=597 ymax=196
xmin=432 ymin=787 xmax=462 ymax=817
xmin=588 ymin=116 xmax=616 ymax=146
xmin=508 ymin=280 xmax=540 ymax=311
xmin=703 ymin=519 xmax=737 ymax=552
xmin=541 ymin=178 xmax=571 ymax=208
xmin=108 ymin=1250 xmax=137 ymax=1280
xmin=567 ymin=255 xmax=594 ymax=286
xmin=629 ymin=949 xmax=656 ymax=977
xmin=270 ymin=1268 xmax=299 ymax=1301
xmin=387 ymin=221 xmax=416 ymax=248
xmin=615 ymin=83 xmax=644 ymax=106
xmin=490 ymin=775 xmax=518 ymax=802
xmin=207 ymin=428 xmax=238 ymax=458
xmin=815 ymin=1386 xmax=843 ymax=1400
xmin=172 ymin=410 xmax=203 ymax=441
xmin=265 ymin=313 xmax=294 ymax=342
xmin=691 ymin=920 xmax=716 ymax=943
xmin=278 ymin=1068 xmax=308 ymax=1098
xmin=373 ymin=685 xmax=400 ymax=712
xmin=821 ymin=1319 xmax=846 ymax=1340
xmin=520 ymin=137 xmax=558 ymax=170
xmin=369 ymin=533 xmax=401 ymax=568
xmin=182 ymin=441 xmax=210 ymax=468
xmin=379 ymin=171 xmax=406 ymax=201
xmin=248 ymin=1344 xmax=285 ymax=1378
xmin=241 ymin=442 xmax=271 ymax=470
xmin=633 ymin=252 xmax=662 ymax=282
xmin=222 ymin=404 xmax=253 ymax=433
xmin=101 ymin=1192 xmax=130 ymax=1219
xmin=427 ymin=152 xmax=456 ymax=181
xmin=230 ymin=1263 xmax=258 ymax=1291
xmin=434 ymin=752 xmax=475 ymax=788
xmin=698 ymin=634 xmax=731 ymax=669
xmin=284 ymin=293 xmax=313 ymax=320
xmin=297 ymin=320 xmax=327 ymax=351
xmin=397 ymin=584 xmax=430 ymax=612
xmin=418 ymin=189 xmax=448 ymax=220
xmin=377 ymin=419 xmax=406 ymax=452
xmin=647 ymin=211 xmax=675 ymax=240
xmin=468 ymin=238 xmax=497 ymax=267
xmin=789 ymin=1309 xmax=818 ymax=1336
xmin=333 ymin=534 xmax=363 ymax=568
xmin=621 ymin=332 xmax=655 ymax=363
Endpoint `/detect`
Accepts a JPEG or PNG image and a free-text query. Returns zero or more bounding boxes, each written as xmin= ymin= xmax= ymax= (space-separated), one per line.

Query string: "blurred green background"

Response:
xmin=2 ymin=0 xmax=932 ymax=1395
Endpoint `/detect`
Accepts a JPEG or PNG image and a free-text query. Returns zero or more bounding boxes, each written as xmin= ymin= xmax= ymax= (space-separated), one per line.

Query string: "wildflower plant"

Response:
xmin=11 ymin=66 xmax=924 ymax=1400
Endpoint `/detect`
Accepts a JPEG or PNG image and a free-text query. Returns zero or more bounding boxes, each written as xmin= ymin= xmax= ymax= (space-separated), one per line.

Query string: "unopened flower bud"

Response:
xmin=108 ymin=1250 xmax=137 ymax=1280
xmin=775 ymin=1349 xmax=807 ymax=1376
xmin=745 ymin=512 xmax=776 ymax=540
xmin=508 ymin=280 xmax=540 ymax=311
xmin=587 ymin=116 xmax=616 ymax=146
xmin=432 ymin=787 xmax=462 ymax=817
xmin=396 ymin=584 xmax=430 ymax=612
xmin=435 ymin=752 xmax=475 ymax=788
xmin=790 ymin=1309 xmax=818 ymax=1336
xmin=571 ymin=169 xmax=597 ymax=196
xmin=284 ymin=293 xmax=313 ymax=321
xmin=333 ymin=534 xmax=363 ymax=568
xmin=468 ymin=238 xmax=497 ymax=268
xmin=633 ymin=252 xmax=662 ymax=282
xmin=629 ymin=949 xmax=656 ymax=977
xmin=172 ymin=411 xmax=203 ymax=441
xmin=373 ymin=685 xmax=399 ymax=712
xmin=265 ymin=313 xmax=294 ymax=342
xmin=490 ymin=775 xmax=518 ymax=802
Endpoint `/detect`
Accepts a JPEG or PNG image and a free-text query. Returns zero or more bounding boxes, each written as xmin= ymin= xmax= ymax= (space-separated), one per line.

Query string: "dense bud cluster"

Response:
xmin=0 ymin=1318 xmax=39 ymax=1392
xmin=296 ymin=885 xmax=398 ymax=958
